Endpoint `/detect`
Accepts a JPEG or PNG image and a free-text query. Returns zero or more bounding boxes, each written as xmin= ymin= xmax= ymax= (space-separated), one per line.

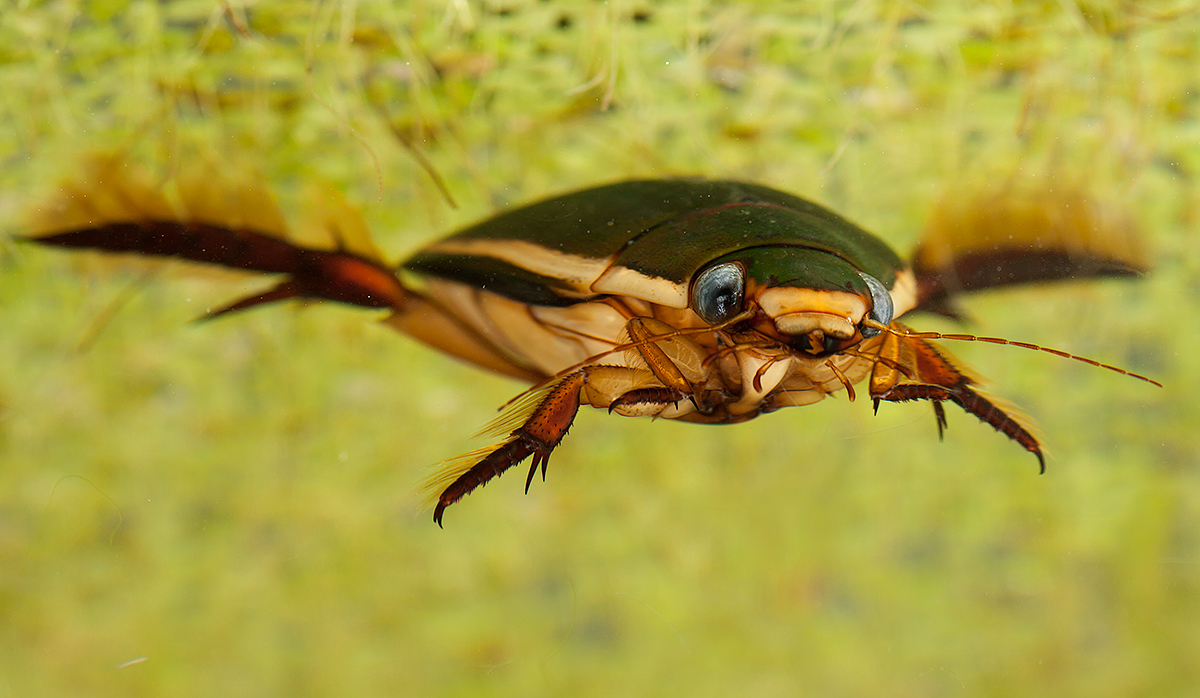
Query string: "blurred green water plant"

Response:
xmin=1 ymin=2 xmax=1197 ymax=697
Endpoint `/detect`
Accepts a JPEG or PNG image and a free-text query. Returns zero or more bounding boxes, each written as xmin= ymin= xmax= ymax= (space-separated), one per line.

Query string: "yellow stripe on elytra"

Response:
xmin=425 ymin=237 xmax=691 ymax=308
xmin=422 ymin=238 xmax=613 ymax=294
xmin=593 ymin=266 xmax=689 ymax=307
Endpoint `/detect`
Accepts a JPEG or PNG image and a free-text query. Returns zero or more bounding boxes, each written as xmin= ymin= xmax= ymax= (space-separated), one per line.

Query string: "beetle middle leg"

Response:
xmin=868 ymin=325 xmax=1045 ymax=471
xmin=430 ymin=364 xmax=658 ymax=525
xmin=431 ymin=316 xmax=712 ymax=525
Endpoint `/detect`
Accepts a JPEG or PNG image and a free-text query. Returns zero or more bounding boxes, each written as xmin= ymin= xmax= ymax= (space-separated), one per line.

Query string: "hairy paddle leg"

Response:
xmin=868 ymin=324 xmax=1045 ymax=471
xmin=431 ymin=317 xmax=710 ymax=525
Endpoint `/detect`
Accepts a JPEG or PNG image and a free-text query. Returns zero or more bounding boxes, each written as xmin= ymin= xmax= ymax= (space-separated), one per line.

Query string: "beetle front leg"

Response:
xmin=614 ymin=316 xmax=715 ymax=415
xmin=607 ymin=387 xmax=688 ymax=415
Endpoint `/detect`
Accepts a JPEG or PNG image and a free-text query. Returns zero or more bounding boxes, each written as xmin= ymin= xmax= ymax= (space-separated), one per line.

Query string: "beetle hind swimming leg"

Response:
xmin=24 ymin=155 xmax=412 ymax=319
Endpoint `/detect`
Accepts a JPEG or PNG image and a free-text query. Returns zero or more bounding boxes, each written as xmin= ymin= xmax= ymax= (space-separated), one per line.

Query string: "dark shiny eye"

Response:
xmin=857 ymin=271 xmax=893 ymax=338
xmin=691 ymin=262 xmax=745 ymax=326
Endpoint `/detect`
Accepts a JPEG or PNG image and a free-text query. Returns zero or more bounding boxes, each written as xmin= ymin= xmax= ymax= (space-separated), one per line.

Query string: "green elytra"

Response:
xmin=404 ymin=180 xmax=903 ymax=310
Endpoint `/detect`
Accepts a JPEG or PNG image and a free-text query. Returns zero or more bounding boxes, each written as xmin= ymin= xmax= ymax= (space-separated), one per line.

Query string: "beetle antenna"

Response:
xmin=861 ymin=319 xmax=1162 ymax=388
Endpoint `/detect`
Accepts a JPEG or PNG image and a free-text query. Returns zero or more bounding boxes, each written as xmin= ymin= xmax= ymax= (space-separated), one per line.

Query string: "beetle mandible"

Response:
xmin=27 ymin=172 xmax=1158 ymax=525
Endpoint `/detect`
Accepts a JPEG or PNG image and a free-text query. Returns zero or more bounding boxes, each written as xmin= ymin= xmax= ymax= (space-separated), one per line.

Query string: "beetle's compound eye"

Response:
xmin=692 ymin=262 xmax=745 ymax=326
xmin=857 ymin=271 xmax=893 ymax=338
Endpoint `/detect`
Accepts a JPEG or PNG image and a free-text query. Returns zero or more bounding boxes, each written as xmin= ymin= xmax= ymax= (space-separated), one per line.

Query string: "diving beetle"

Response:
xmin=27 ymin=175 xmax=1156 ymax=525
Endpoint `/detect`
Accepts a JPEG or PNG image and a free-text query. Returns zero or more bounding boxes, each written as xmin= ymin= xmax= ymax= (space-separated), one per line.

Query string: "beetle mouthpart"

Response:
xmin=757 ymin=286 xmax=866 ymax=334
xmin=770 ymin=312 xmax=857 ymax=340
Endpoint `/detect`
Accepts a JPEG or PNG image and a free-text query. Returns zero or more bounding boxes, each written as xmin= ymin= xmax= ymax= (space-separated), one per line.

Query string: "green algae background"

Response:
xmin=1 ymin=2 xmax=1197 ymax=696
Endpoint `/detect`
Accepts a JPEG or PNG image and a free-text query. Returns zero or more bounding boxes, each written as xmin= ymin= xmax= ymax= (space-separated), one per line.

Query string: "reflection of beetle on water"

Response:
xmin=27 ymin=170 xmax=1159 ymax=525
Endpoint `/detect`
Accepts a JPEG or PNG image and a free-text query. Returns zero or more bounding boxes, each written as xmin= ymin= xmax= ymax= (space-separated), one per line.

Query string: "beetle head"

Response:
xmin=690 ymin=246 xmax=895 ymax=356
